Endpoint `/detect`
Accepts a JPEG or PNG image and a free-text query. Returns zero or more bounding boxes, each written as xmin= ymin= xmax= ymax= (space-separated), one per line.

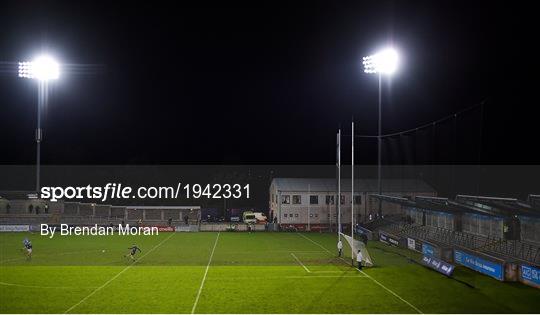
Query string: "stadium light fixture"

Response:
xmin=361 ymin=47 xmax=400 ymax=217
xmin=18 ymin=54 xmax=61 ymax=193
xmin=18 ymin=55 xmax=60 ymax=81
xmin=362 ymin=48 xmax=399 ymax=75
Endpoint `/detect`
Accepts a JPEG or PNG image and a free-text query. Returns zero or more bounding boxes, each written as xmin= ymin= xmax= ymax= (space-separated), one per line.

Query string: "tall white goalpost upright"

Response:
xmin=351 ymin=121 xmax=354 ymax=266
xmin=337 ymin=129 xmax=341 ymax=239
xmin=334 ymin=122 xmax=374 ymax=268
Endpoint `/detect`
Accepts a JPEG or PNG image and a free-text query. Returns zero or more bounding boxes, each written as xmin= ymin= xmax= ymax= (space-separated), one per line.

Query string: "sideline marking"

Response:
xmin=191 ymin=232 xmax=221 ymax=314
xmin=0 ymin=281 xmax=97 ymax=290
xmin=290 ymin=252 xmax=311 ymax=273
xmin=63 ymin=233 xmax=175 ymax=314
xmin=359 ymin=269 xmax=423 ymax=314
xmin=285 ymin=275 xmax=367 ymax=279
xmin=297 ymin=233 xmax=423 ymax=314
xmin=0 ymin=249 xmax=103 ymax=264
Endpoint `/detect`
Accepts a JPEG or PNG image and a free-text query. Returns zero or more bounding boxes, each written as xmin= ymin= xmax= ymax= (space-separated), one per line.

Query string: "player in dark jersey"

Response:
xmin=125 ymin=244 xmax=141 ymax=261
xmin=22 ymin=238 xmax=32 ymax=260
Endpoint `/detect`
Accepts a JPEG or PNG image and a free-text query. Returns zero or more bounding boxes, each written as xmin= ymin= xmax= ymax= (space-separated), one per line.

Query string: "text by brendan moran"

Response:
xmin=40 ymin=224 xmax=159 ymax=238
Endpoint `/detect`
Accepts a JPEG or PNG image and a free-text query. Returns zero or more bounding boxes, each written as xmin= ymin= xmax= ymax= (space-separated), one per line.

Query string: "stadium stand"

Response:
xmin=94 ymin=204 xmax=111 ymax=217
xmin=366 ymin=194 xmax=540 ymax=266
xmin=110 ymin=206 xmax=126 ymax=219
xmin=0 ymin=191 xmax=201 ymax=227
xmin=63 ymin=202 xmax=79 ymax=215
xmin=79 ymin=203 xmax=94 ymax=216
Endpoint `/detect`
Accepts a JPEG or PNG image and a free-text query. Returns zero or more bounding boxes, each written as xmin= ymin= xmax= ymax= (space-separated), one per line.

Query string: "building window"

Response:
xmin=326 ymin=195 xmax=334 ymax=205
xmin=310 ymin=195 xmax=318 ymax=205
xmin=354 ymin=196 xmax=362 ymax=205
xmin=289 ymin=213 xmax=293 ymax=218
xmin=281 ymin=195 xmax=290 ymax=204
xmin=284 ymin=213 xmax=288 ymax=218
xmin=340 ymin=195 xmax=345 ymax=205
xmin=292 ymin=195 xmax=301 ymax=204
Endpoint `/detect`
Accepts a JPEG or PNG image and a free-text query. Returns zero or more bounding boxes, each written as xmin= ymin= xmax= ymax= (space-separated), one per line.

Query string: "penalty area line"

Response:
xmin=191 ymin=231 xmax=221 ymax=314
xmin=63 ymin=233 xmax=175 ymax=314
xmin=296 ymin=232 xmax=422 ymax=314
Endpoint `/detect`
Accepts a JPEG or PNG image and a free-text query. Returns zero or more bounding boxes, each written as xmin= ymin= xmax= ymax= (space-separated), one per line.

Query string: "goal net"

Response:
xmin=339 ymin=232 xmax=374 ymax=267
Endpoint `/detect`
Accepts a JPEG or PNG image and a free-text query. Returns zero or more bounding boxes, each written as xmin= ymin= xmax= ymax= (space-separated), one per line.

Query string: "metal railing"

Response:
xmin=375 ymin=218 xmax=540 ymax=265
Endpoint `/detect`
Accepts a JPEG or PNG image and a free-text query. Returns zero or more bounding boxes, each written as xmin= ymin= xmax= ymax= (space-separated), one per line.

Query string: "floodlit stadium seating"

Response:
xmin=0 ymin=199 xmax=202 ymax=227
xmin=374 ymin=218 xmax=540 ymax=265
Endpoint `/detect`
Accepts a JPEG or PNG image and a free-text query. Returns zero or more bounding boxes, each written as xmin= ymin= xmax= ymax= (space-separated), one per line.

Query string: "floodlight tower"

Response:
xmin=362 ymin=48 xmax=398 ymax=216
xmin=18 ymin=55 xmax=60 ymax=193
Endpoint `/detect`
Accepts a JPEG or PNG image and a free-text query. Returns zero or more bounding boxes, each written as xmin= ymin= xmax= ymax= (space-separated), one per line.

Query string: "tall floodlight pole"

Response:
xmin=363 ymin=48 xmax=399 ymax=217
xmin=351 ymin=121 xmax=354 ymax=266
xmin=18 ymin=56 xmax=60 ymax=193
xmin=377 ymin=73 xmax=382 ymax=215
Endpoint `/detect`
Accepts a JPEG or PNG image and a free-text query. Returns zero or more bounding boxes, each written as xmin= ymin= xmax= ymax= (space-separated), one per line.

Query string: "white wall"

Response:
xmin=271 ymin=191 xmax=435 ymax=225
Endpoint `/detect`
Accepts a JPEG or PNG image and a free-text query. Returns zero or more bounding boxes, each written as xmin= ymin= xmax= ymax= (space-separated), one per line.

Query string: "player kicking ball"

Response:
xmin=124 ymin=244 xmax=141 ymax=262
xmin=21 ymin=238 xmax=32 ymax=260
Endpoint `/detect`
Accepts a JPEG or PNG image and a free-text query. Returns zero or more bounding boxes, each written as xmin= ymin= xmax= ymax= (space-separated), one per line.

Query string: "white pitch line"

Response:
xmin=297 ymin=232 xmax=337 ymax=255
xmin=285 ymin=275 xmax=367 ymax=279
xmin=297 ymin=233 xmax=422 ymax=314
xmin=191 ymin=232 xmax=220 ymax=314
xmin=63 ymin=233 xmax=175 ymax=314
xmin=290 ymin=252 xmax=311 ymax=273
xmin=0 ymin=249 xmax=103 ymax=264
xmin=0 ymin=281 xmax=98 ymax=290
xmin=359 ymin=269 xmax=423 ymax=314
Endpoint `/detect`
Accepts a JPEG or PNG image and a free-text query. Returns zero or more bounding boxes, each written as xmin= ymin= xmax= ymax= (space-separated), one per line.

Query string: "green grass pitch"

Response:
xmin=1 ymin=231 xmax=539 ymax=313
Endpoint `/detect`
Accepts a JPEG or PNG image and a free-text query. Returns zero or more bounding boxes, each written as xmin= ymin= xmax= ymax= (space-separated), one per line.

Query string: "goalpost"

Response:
xmin=336 ymin=122 xmax=373 ymax=268
xmin=339 ymin=232 xmax=374 ymax=267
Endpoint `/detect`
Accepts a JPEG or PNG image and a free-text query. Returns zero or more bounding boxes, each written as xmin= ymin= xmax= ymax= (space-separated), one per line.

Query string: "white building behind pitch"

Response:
xmin=269 ymin=178 xmax=435 ymax=227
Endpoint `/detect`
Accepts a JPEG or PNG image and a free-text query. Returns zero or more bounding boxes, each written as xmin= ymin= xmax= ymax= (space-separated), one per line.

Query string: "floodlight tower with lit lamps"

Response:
xmin=18 ymin=55 xmax=60 ymax=193
xmin=362 ymin=48 xmax=398 ymax=217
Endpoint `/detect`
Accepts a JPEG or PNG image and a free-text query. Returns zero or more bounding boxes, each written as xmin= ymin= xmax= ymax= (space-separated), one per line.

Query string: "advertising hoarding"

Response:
xmin=421 ymin=255 xmax=455 ymax=276
xmin=0 ymin=225 xmax=30 ymax=232
xmin=520 ymin=265 xmax=540 ymax=288
xmin=454 ymin=249 xmax=504 ymax=281
xmin=422 ymin=243 xmax=436 ymax=257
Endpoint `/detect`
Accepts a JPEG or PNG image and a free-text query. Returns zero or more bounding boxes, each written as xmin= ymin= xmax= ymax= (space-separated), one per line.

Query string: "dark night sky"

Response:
xmin=0 ymin=1 xmax=538 ymax=165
